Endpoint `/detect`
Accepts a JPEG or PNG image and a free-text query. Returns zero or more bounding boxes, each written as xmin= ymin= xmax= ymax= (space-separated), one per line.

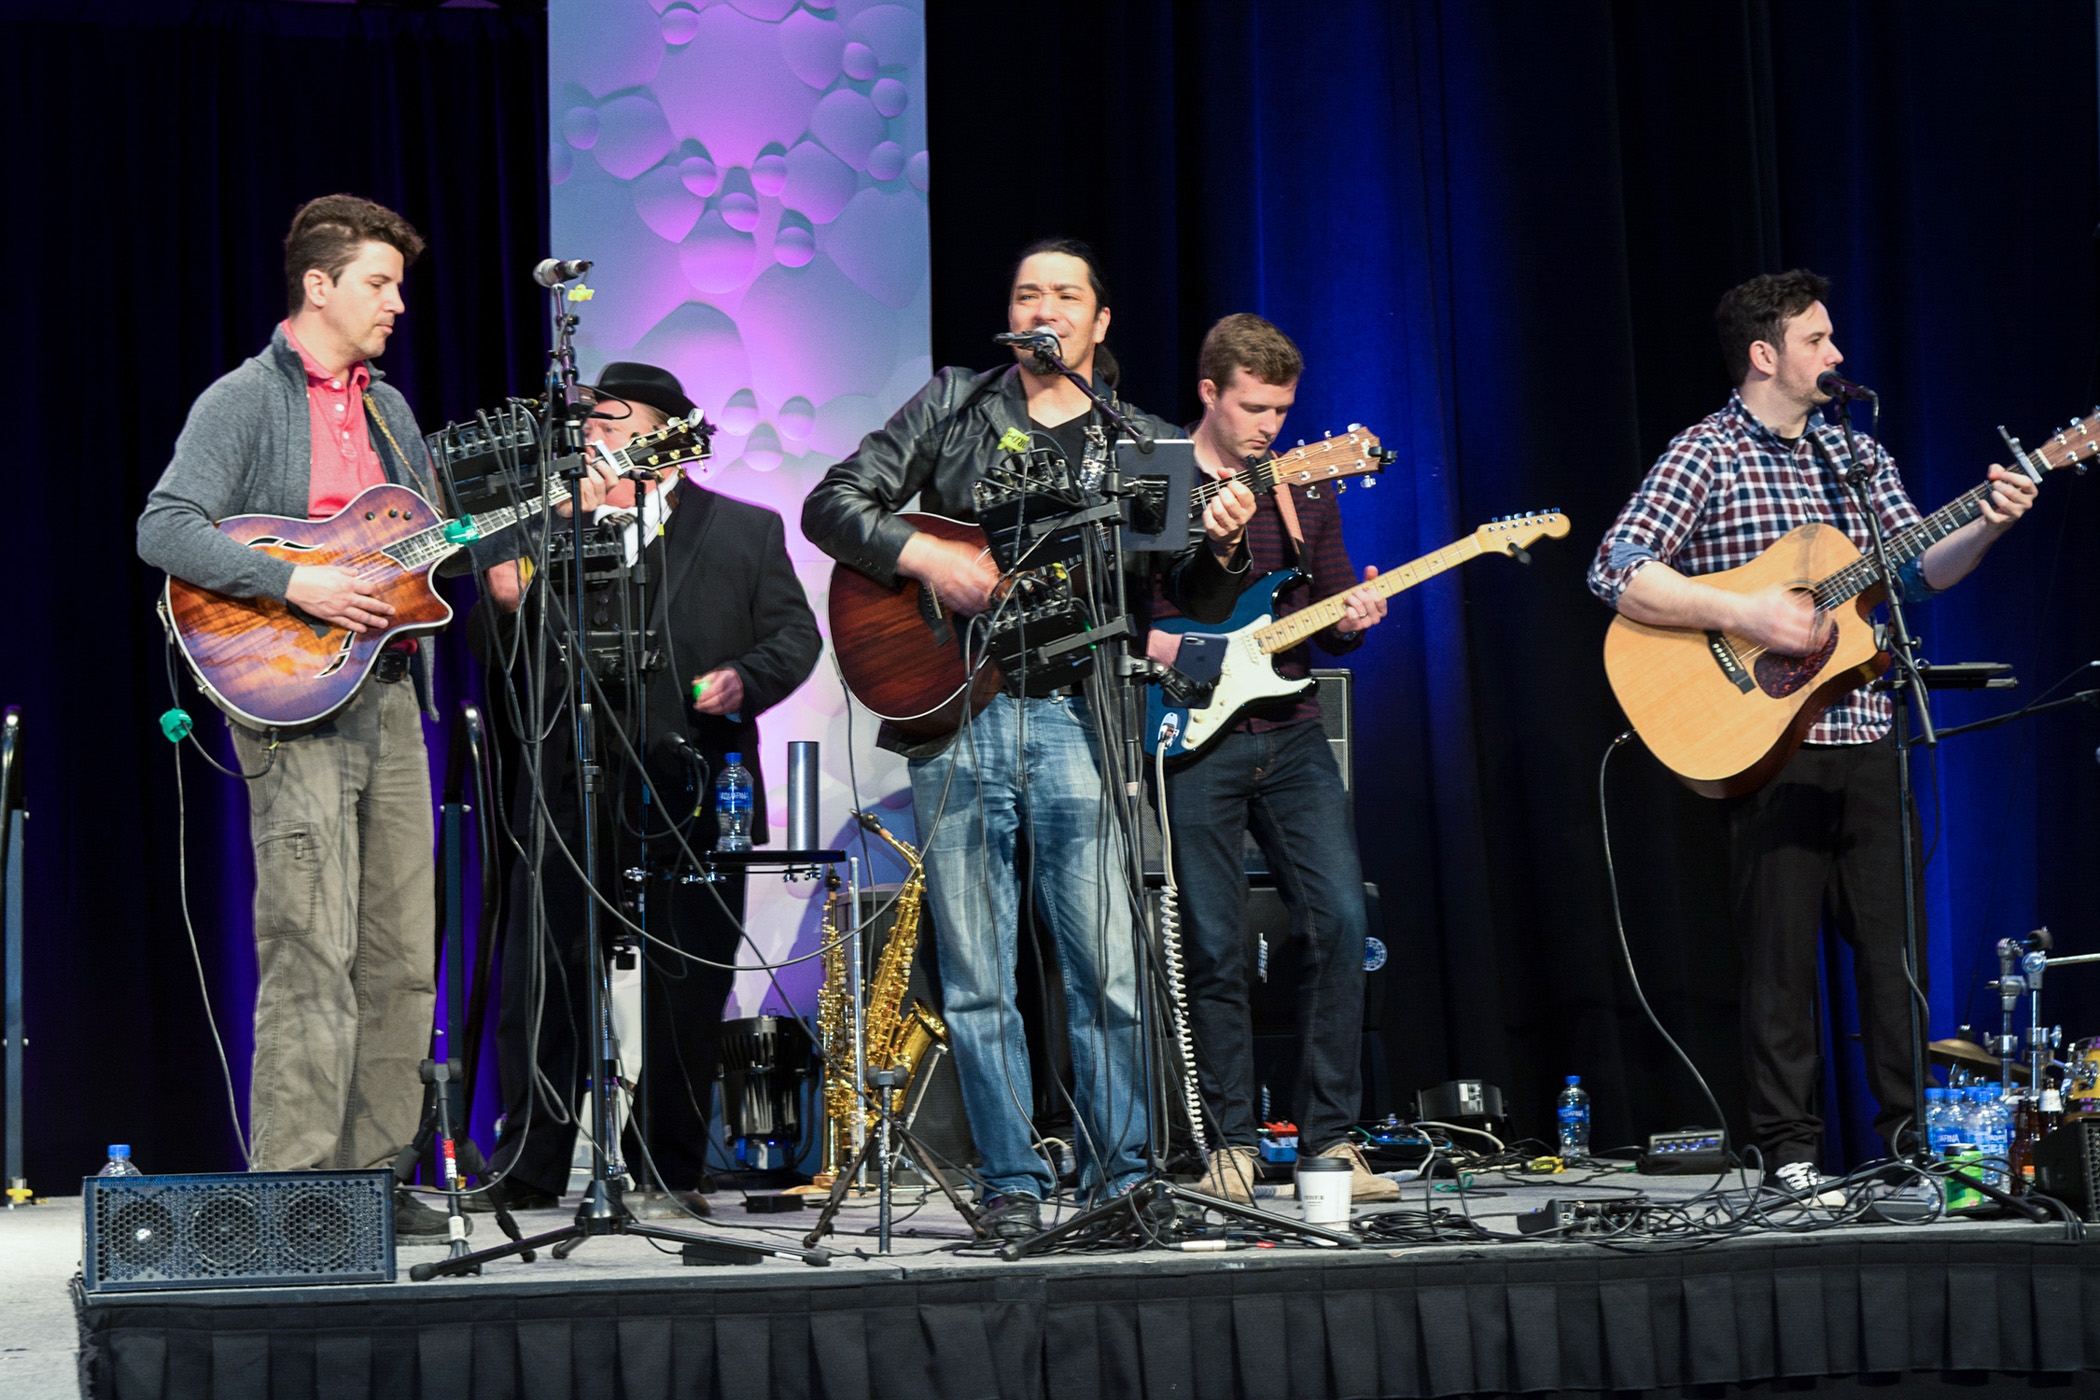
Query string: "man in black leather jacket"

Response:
xmin=802 ymin=239 xmax=1254 ymax=1239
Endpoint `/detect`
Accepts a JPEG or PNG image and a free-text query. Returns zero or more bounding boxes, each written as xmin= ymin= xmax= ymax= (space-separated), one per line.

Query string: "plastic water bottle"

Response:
xmin=97 ymin=1145 xmax=142 ymax=1177
xmin=713 ymin=753 xmax=753 ymax=853
xmin=1978 ymin=1090 xmax=2012 ymax=1190
xmin=1556 ymin=1076 xmax=1591 ymax=1159
xmin=1924 ymin=1087 xmax=1950 ymax=1155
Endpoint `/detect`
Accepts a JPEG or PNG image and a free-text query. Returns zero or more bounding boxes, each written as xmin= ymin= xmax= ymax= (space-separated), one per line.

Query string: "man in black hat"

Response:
xmin=481 ymin=362 xmax=821 ymax=1210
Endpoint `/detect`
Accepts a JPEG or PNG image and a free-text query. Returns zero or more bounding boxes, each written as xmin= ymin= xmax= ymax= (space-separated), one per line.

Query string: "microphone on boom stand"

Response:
xmin=532 ymin=257 xmax=593 ymax=287
xmin=1816 ymin=370 xmax=1878 ymax=404
xmin=994 ymin=327 xmax=1066 ymax=373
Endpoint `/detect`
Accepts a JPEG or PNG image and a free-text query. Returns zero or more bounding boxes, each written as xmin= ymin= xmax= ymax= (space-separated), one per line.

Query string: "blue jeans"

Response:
xmin=909 ymin=692 xmax=1149 ymax=1199
xmin=1162 ymin=720 xmax=1367 ymax=1153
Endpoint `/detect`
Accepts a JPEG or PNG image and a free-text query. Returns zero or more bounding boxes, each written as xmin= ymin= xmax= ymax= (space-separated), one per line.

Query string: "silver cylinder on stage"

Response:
xmin=786 ymin=741 xmax=819 ymax=850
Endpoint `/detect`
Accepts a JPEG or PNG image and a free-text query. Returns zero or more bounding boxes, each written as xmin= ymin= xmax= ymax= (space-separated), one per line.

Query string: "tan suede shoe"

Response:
xmin=1194 ymin=1144 xmax=1261 ymax=1203
xmin=1313 ymin=1139 xmax=1400 ymax=1203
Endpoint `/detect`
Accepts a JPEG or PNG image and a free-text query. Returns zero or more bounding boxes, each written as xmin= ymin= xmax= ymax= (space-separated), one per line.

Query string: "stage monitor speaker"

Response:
xmin=82 ymin=1169 xmax=394 ymax=1293
xmin=2033 ymin=1120 xmax=2100 ymax=1221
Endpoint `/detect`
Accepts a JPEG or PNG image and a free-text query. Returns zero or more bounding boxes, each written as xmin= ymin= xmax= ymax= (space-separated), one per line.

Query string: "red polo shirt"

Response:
xmin=282 ymin=320 xmax=384 ymax=519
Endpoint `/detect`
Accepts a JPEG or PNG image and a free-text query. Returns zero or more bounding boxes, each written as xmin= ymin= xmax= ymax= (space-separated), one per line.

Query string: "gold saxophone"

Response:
xmin=810 ymin=812 xmax=948 ymax=1188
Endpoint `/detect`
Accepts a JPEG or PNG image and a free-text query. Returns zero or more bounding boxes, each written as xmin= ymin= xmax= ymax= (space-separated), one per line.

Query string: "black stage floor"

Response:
xmin=65 ymin=1166 xmax=2100 ymax=1400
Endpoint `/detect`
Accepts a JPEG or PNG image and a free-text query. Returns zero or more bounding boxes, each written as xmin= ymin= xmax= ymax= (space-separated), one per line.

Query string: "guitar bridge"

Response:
xmin=1705 ymin=630 xmax=1755 ymax=694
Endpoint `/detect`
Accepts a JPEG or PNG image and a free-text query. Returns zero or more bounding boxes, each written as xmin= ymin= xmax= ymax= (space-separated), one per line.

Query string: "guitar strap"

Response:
xmin=363 ymin=393 xmax=441 ymax=504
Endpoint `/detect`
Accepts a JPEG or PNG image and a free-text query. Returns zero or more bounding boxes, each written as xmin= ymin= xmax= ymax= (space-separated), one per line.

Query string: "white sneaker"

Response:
xmin=1771 ymin=1160 xmax=1846 ymax=1206
xmin=1313 ymin=1139 xmax=1400 ymax=1204
xmin=1195 ymin=1144 xmax=1260 ymax=1203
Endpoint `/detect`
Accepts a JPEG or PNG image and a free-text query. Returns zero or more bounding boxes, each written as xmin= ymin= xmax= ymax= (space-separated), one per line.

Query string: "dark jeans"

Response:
xmin=1163 ymin=720 xmax=1368 ymax=1153
xmin=1725 ymin=736 xmax=1924 ymax=1167
xmin=492 ymin=765 xmax=742 ymax=1195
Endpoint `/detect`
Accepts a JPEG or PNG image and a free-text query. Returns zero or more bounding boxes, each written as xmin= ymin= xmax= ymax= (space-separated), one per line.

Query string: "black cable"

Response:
xmin=1596 ymin=730 xmax=1736 ymax=1177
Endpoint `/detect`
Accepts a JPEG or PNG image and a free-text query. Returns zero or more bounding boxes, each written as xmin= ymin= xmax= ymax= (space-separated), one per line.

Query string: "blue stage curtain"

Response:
xmin=927 ymin=1 xmax=2100 ymax=1168
xmin=5 ymin=0 xmax=545 ymax=1180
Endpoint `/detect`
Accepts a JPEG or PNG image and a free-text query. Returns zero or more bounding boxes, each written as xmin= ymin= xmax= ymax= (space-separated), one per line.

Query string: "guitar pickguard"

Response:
xmin=1752 ymin=623 xmax=1839 ymax=699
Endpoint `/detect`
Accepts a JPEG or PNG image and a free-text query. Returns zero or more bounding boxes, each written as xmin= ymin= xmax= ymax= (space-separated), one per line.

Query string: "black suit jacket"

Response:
xmin=638 ymin=485 xmax=822 ymax=841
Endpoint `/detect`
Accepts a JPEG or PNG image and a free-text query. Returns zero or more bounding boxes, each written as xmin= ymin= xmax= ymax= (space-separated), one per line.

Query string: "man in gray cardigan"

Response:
xmin=137 ymin=195 xmax=484 ymax=1235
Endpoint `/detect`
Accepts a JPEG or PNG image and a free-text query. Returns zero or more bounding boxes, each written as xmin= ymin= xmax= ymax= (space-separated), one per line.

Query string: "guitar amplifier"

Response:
xmin=82 ymin=1169 xmax=395 ymax=1292
xmin=1141 ymin=667 xmax=1354 ymax=880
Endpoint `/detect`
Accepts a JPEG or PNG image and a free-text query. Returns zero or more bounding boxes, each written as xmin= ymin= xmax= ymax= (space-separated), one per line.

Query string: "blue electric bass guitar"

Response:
xmin=1145 ymin=512 xmax=1570 ymax=757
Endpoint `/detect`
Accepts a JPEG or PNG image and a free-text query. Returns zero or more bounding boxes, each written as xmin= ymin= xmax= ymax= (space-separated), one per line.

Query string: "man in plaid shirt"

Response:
xmin=1149 ymin=315 xmax=1397 ymax=1206
xmin=1588 ymin=270 xmax=2036 ymax=1187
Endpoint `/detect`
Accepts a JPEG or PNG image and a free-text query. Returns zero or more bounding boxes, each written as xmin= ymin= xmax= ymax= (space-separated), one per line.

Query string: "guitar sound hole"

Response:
xmin=1753 ymin=625 xmax=1840 ymax=698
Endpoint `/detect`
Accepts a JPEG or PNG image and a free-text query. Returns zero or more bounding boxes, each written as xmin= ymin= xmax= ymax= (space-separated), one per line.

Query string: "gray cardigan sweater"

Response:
xmin=138 ymin=325 xmax=502 ymax=718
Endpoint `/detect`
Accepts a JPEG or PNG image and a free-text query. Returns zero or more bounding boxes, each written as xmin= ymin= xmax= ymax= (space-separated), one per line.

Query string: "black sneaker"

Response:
xmin=978 ymin=1193 xmax=1042 ymax=1242
xmin=394 ymin=1189 xmax=471 ymax=1243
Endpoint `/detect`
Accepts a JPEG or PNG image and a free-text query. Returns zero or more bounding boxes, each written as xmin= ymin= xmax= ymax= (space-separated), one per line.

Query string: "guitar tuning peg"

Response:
xmin=1347 ymin=422 xmax=1362 ymax=432
xmin=1335 ymin=482 xmax=1347 ymax=493
xmin=1297 ymin=439 xmax=1306 ymax=448
xmin=1363 ymin=476 xmax=1376 ymax=487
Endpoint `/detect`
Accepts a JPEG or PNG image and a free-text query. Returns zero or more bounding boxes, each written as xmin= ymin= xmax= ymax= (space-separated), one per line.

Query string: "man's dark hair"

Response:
xmin=284 ymin=194 xmax=426 ymax=316
xmin=1714 ymin=269 xmax=1831 ymax=387
xmin=1199 ymin=313 xmax=1303 ymax=390
xmin=1010 ymin=236 xmax=1112 ymax=311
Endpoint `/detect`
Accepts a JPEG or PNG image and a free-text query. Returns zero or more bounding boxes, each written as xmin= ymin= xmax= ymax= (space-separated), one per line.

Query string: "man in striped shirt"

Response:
xmin=1149 ymin=314 xmax=1397 ymax=1206
xmin=1588 ymin=270 xmax=2035 ymax=1186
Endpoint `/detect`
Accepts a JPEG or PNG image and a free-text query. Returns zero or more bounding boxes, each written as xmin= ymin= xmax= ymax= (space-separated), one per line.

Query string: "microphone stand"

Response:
xmin=991 ymin=343 xmax=1355 ymax=1260
xmin=414 ymin=276 xmax=826 ymax=1279
xmin=1826 ymin=394 xmax=1934 ymax=1162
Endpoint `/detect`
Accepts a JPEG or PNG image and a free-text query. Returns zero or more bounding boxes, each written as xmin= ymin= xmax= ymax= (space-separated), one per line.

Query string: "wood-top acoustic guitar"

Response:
xmin=827 ymin=428 xmax=1392 ymax=741
xmin=1602 ymin=412 xmax=2099 ymax=797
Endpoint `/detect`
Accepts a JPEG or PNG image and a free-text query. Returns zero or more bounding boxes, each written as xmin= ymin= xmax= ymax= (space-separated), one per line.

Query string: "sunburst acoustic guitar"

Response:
xmin=160 ymin=415 xmax=712 ymax=730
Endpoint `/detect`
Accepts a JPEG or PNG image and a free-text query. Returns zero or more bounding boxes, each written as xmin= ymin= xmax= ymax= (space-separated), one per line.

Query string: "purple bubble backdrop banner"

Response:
xmin=551 ymin=0 xmax=927 ymax=1018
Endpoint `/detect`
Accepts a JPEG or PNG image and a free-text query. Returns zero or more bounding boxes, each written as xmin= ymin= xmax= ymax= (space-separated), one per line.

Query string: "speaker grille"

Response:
xmin=83 ymin=1170 xmax=394 ymax=1292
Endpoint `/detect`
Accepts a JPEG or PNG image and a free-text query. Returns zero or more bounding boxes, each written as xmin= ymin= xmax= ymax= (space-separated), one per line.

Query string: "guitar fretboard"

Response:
xmin=1254 ymin=537 xmax=1483 ymax=653
xmin=1810 ymin=480 xmax=1995 ymax=610
xmin=381 ymin=422 xmax=707 ymax=572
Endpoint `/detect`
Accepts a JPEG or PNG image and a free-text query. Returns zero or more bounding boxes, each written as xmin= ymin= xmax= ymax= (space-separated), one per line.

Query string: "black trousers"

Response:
xmin=1162 ymin=721 xmax=1368 ymax=1154
xmin=491 ymin=764 xmax=743 ymax=1196
xmin=1724 ymin=736 xmax=1924 ymax=1167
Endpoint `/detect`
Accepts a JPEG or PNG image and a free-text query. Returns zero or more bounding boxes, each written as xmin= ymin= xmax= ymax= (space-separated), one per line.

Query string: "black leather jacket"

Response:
xmin=802 ymin=363 xmax=1248 ymax=752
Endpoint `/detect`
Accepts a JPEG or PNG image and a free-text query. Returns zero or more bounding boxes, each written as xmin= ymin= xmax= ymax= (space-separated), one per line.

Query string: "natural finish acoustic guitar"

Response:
xmin=1602 ymin=413 xmax=2099 ymax=797
xmin=160 ymin=415 xmax=711 ymax=730
xmin=827 ymin=428 xmax=1392 ymax=741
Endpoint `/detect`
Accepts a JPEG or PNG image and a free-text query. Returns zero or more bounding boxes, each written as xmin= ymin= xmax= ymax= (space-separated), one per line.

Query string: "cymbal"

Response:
xmin=1928 ymin=1038 xmax=2032 ymax=1083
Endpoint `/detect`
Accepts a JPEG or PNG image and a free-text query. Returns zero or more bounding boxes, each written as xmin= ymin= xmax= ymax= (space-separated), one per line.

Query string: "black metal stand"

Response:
xmin=801 ymin=1066 xmax=987 ymax=1250
xmin=413 ymin=276 xmax=826 ymax=1280
xmin=1827 ymin=398 xmax=1933 ymax=1157
xmin=2 ymin=709 xmax=26 ymax=1208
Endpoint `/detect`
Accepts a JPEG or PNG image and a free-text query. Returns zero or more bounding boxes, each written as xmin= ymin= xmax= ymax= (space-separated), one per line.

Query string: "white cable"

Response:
xmin=1152 ymin=741 xmax=1209 ymax=1158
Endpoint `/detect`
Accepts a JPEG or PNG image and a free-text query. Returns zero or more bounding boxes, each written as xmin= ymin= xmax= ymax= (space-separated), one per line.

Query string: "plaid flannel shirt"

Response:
xmin=1587 ymin=391 xmax=1933 ymax=746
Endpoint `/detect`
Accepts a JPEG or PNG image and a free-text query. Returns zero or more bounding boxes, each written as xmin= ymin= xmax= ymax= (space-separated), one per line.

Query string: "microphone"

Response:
xmin=994 ymin=327 xmax=1065 ymax=370
xmin=1816 ymin=370 xmax=1877 ymax=404
xmin=532 ymin=257 xmax=593 ymax=287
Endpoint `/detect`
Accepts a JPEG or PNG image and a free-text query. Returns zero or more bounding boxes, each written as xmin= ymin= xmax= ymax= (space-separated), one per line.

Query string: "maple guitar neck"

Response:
xmin=1254 ymin=536 xmax=1483 ymax=653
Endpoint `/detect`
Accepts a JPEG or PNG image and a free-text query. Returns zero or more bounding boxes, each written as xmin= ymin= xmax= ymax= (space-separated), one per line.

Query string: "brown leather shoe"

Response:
xmin=1312 ymin=1139 xmax=1400 ymax=1203
xmin=1195 ymin=1144 xmax=1261 ymax=1203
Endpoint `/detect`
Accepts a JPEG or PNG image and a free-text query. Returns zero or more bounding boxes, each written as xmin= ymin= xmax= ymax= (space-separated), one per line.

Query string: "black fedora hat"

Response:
xmin=591 ymin=362 xmax=696 ymax=421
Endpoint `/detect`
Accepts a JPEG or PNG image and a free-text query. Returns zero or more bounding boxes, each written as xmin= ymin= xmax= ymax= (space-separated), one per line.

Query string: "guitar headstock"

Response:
xmin=2022 ymin=409 xmax=2100 ymax=476
xmin=1268 ymin=426 xmax=1390 ymax=489
xmin=613 ymin=411 xmax=716 ymax=474
xmin=1473 ymin=510 xmax=1571 ymax=557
